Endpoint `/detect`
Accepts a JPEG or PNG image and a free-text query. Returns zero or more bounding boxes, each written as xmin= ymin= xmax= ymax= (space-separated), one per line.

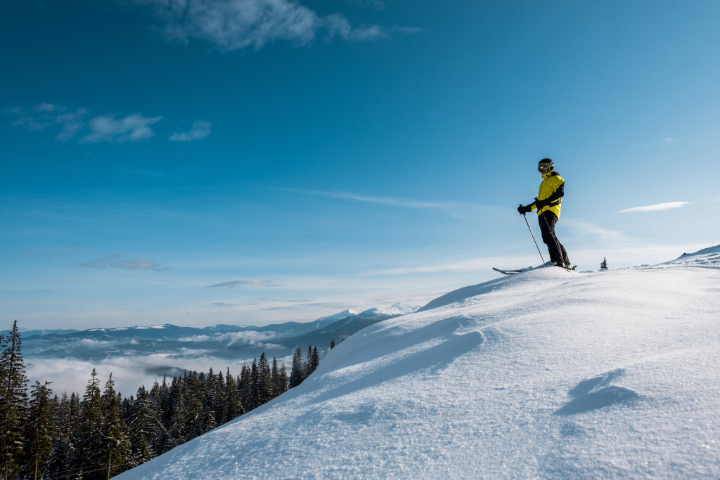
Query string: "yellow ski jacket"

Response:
xmin=532 ymin=171 xmax=565 ymax=219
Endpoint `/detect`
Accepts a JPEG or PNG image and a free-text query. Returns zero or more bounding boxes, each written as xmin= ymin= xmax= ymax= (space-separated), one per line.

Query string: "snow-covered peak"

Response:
xmin=316 ymin=309 xmax=358 ymax=323
xmin=360 ymin=303 xmax=420 ymax=317
xmin=662 ymin=243 xmax=720 ymax=267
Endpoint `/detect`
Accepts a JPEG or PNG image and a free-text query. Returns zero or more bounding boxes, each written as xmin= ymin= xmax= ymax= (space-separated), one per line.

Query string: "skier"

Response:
xmin=517 ymin=158 xmax=571 ymax=268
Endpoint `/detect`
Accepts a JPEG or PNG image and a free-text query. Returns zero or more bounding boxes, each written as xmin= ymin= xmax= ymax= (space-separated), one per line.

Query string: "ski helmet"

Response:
xmin=538 ymin=158 xmax=554 ymax=172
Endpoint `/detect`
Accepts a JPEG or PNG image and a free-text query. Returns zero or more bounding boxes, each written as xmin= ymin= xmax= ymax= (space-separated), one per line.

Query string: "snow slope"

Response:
xmin=118 ymin=246 xmax=720 ymax=479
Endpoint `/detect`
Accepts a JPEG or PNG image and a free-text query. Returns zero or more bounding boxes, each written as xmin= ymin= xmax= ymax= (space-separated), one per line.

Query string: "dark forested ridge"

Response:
xmin=0 ymin=322 xmax=325 ymax=480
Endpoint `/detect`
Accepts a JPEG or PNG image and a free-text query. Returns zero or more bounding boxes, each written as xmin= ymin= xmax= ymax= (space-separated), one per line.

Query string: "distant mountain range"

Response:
xmin=17 ymin=304 xmax=421 ymax=377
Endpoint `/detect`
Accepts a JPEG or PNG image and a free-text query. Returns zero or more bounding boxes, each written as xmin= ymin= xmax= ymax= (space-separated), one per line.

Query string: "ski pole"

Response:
xmin=521 ymin=211 xmax=545 ymax=263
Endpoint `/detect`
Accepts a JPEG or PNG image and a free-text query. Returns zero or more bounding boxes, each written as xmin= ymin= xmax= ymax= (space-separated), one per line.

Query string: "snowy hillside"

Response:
xmin=117 ymin=246 xmax=720 ymax=479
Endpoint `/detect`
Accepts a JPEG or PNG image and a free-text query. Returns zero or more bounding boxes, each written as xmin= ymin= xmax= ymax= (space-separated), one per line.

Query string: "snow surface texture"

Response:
xmin=118 ymin=246 xmax=720 ymax=479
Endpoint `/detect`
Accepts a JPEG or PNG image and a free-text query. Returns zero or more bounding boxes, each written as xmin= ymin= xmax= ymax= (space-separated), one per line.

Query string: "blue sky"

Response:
xmin=2 ymin=0 xmax=719 ymax=330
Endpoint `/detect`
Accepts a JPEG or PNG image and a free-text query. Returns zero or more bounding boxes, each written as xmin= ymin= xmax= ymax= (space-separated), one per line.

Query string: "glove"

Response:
xmin=517 ymin=204 xmax=532 ymax=214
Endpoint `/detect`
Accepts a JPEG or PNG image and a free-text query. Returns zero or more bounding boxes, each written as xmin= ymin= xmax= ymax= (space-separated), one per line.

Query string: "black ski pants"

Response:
xmin=538 ymin=211 xmax=570 ymax=265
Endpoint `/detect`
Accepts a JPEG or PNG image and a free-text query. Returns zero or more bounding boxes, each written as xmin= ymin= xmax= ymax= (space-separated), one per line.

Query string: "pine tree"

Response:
xmin=166 ymin=381 xmax=187 ymax=450
xmin=45 ymin=393 xmax=74 ymax=479
xmin=289 ymin=347 xmax=305 ymax=388
xmin=257 ymin=354 xmax=272 ymax=407
xmin=306 ymin=346 xmax=313 ymax=377
xmin=201 ymin=370 xmax=218 ymax=433
xmin=23 ymin=381 xmax=54 ymax=479
xmin=313 ymin=346 xmax=320 ymax=369
xmin=306 ymin=346 xmax=320 ymax=377
xmin=224 ymin=368 xmax=244 ymax=422
xmin=278 ymin=361 xmax=289 ymax=396
xmin=101 ymin=374 xmax=132 ymax=477
xmin=148 ymin=381 xmax=164 ymax=453
xmin=129 ymin=386 xmax=157 ymax=465
xmin=330 ymin=339 xmax=335 ymax=349
xmin=74 ymin=369 xmax=106 ymax=479
xmin=214 ymin=369 xmax=227 ymax=426
xmin=270 ymin=357 xmax=280 ymax=400
xmin=187 ymin=372 xmax=205 ymax=440
xmin=159 ymin=376 xmax=172 ymax=430
xmin=248 ymin=359 xmax=259 ymax=412
xmin=240 ymin=365 xmax=253 ymax=414
xmin=0 ymin=321 xmax=28 ymax=479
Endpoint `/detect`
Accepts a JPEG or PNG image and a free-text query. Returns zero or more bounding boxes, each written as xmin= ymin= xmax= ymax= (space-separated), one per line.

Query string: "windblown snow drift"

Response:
xmin=118 ymin=246 xmax=720 ymax=479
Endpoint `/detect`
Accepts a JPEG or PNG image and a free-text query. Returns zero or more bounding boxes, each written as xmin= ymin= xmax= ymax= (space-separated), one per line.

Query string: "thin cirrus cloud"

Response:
xmin=121 ymin=0 xmax=418 ymax=51
xmin=207 ymin=279 xmax=274 ymax=288
xmin=286 ymin=188 xmax=463 ymax=209
xmin=170 ymin=120 xmax=211 ymax=142
xmin=79 ymin=253 xmax=166 ymax=271
xmin=619 ymin=202 xmax=691 ymax=213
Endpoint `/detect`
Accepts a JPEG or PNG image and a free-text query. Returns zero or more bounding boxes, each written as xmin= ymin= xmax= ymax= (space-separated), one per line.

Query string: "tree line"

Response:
xmin=0 ymin=321 xmax=327 ymax=479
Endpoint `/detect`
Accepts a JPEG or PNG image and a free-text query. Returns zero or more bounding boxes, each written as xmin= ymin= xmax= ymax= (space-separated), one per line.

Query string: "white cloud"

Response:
xmin=126 ymin=0 xmax=388 ymax=51
xmin=366 ymin=254 xmax=540 ymax=276
xmin=35 ymin=103 xmax=62 ymax=113
xmin=80 ymin=252 xmax=166 ymax=271
xmin=207 ymin=279 xmax=273 ymax=287
xmin=619 ymin=202 xmax=691 ymax=213
xmin=350 ymin=0 xmax=385 ymax=9
xmin=113 ymin=258 xmax=165 ymax=271
xmin=287 ymin=188 xmax=463 ymax=209
xmin=664 ymin=138 xmax=679 ymax=142
xmin=7 ymin=104 xmax=162 ymax=143
xmin=563 ymin=219 xmax=625 ymax=241
xmin=178 ymin=331 xmax=276 ymax=346
xmin=54 ymin=108 xmax=89 ymax=140
xmin=25 ymin=355 xmax=255 ymax=397
xmin=325 ymin=14 xmax=387 ymax=41
xmin=169 ymin=119 xmax=211 ymax=142
xmin=82 ymin=114 xmax=162 ymax=143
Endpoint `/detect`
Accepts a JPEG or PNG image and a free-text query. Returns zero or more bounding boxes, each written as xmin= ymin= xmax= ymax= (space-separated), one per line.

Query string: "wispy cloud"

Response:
xmin=366 ymin=255 xmax=539 ymax=276
xmin=324 ymin=14 xmax=387 ymax=41
xmin=83 ymin=114 xmax=162 ymax=143
xmin=120 ymin=0 xmax=412 ymax=51
xmin=391 ymin=26 xmax=423 ymax=34
xmin=207 ymin=279 xmax=274 ymax=288
xmin=564 ymin=219 xmax=625 ymax=241
xmin=21 ymin=246 xmax=90 ymax=255
xmin=169 ymin=119 xmax=211 ymax=142
xmin=287 ymin=188 xmax=464 ymax=209
xmin=126 ymin=168 xmax=176 ymax=179
xmin=210 ymin=302 xmax=236 ymax=308
xmin=7 ymin=104 xmax=161 ymax=143
xmin=619 ymin=202 xmax=691 ymax=213
xmin=664 ymin=138 xmax=679 ymax=142
xmin=178 ymin=331 xmax=276 ymax=346
xmin=80 ymin=253 xmax=166 ymax=271
xmin=9 ymin=104 xmax=88 ymax=140
xmin=343 ymin=0 xmax=386 ymax=10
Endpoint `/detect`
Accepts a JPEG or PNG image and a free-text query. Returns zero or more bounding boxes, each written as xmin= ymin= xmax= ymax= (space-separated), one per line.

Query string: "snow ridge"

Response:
xmin=117 ymin=245 xmax=720 ymax=480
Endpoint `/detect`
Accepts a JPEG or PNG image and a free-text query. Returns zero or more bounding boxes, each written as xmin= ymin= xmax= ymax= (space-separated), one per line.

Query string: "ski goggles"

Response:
xmin=538 ymin=164 xmax=553 ymax=172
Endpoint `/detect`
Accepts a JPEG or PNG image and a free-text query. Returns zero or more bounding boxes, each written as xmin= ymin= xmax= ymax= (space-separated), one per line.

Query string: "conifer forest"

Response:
xmin=0 ymin=321 xmax=326 ymax=479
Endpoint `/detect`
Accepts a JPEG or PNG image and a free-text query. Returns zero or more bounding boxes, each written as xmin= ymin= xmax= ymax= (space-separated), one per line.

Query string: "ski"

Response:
xmin=493 ymin=262 xmax=576 ymax=275
xmin=493 ymin=267 xmax=533 ymax=275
